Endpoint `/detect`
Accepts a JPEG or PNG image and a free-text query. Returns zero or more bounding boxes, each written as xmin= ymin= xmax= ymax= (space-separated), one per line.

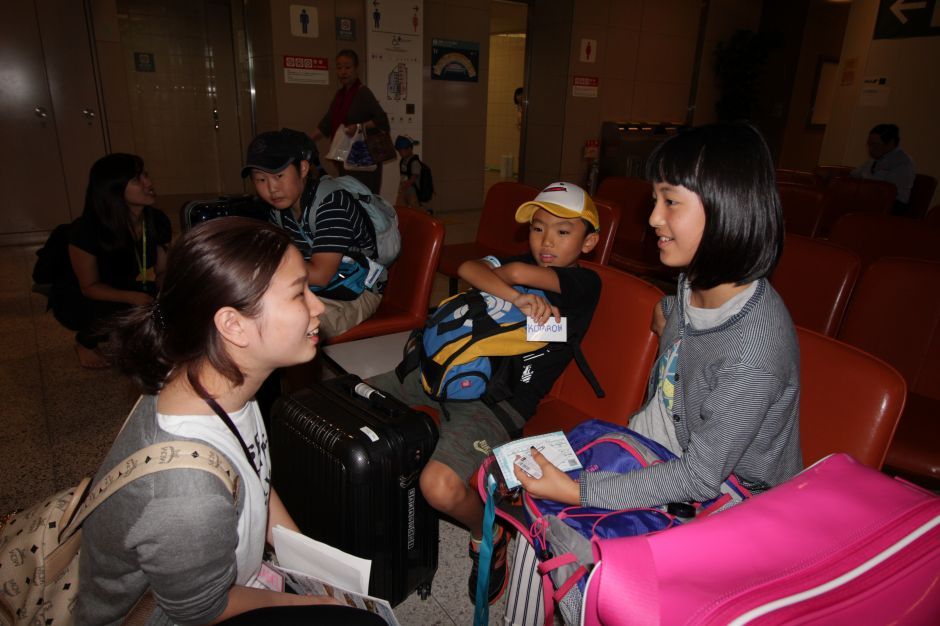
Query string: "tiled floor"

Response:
xmin=0 ymin=207 xmax=523 ymax=625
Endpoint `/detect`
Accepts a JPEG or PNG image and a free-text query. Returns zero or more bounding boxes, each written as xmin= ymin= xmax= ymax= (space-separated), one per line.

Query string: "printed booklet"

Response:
xmin=492 ymin=431 xmax=582 ymax=490
xmin=247 ymin=525 xmax=401 ymax=625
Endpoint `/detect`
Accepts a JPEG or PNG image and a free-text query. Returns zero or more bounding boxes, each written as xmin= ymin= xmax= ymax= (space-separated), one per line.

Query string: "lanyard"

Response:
xmin=134 ymin=213 xmax=148 ymax=287
xmin=203 ymin=395 xmax=260 ymax=478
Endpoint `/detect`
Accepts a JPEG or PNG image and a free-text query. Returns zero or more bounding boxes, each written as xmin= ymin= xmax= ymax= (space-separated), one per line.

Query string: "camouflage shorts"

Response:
xmin=367 ymin=369 xmax=522 ymax=482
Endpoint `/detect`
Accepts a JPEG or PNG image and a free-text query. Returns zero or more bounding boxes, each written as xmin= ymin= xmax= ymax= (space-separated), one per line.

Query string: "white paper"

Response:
xmin=492 ymin=431 xmax=582 ymax=490
xmin=276 ymin=565 xmax=400 ymax=626
xmin=526 ymin=316 xmax=567 ymax=342
xmin=272 ymin=525 xmax=371 ymax=595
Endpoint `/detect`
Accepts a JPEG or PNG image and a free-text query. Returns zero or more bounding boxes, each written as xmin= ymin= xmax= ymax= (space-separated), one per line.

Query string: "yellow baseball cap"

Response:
xmin=514 ymin=181 xmax=599 ymax=231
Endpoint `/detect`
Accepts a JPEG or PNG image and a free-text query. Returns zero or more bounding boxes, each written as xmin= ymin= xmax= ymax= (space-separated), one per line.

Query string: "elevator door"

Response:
xmin=114 ymin=0 xmax=244 ymax=197
xmin=0 ymin=2 xmax=73 ymax=235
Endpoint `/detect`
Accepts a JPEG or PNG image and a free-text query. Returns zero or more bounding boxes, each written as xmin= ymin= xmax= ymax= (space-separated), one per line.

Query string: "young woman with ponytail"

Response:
xmin=77 ymin=218 xmax=385 ymax=625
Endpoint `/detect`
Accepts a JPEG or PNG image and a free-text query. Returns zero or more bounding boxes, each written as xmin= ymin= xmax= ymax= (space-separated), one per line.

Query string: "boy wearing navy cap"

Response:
xmin=395 ymin=135 xmax=422 ymax=209
xmin=367 ymin=181 xmax=602 ymax=604
xmin=242 ymin=128 xmax=383 ymax=339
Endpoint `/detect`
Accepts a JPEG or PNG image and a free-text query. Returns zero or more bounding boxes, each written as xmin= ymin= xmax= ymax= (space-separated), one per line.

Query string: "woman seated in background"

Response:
xmin=79 ymin=218 xmax=385 ymax=625
xmin=51 ymin=153 xmax=171 ymax=368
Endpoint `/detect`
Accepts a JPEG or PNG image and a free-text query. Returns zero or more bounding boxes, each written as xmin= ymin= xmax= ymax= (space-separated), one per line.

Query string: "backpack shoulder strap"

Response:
xmin=572 ymin=344 xmax=605 ymax=398
xmin=59 ymin=440 xmax=238 ymax=542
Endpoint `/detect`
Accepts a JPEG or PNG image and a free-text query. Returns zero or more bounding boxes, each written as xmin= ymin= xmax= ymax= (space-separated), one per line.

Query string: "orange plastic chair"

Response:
xmin=776 ymin=168 xmax=822 ymax=188
xmin=588 ymin=199 xmax=621 ymax=266
xmin=837 ymin=258 xmax=940 ymax=486
xmin=437 ymin=181 xmax=539 ymax=293
xmin=908 ymin=173 xmax=938 ymax=218
xmin=770 ymin=235 xmax=860 ymax=337
xmin=777 ymin=182 xmax=825 ymax=238
xmin=327 ymin=207 xmax=445 ymax=345
xmin=523 ymin=262 xmax=664 ymax=436
xmin=829 ymin=213 xmax=940 ymax=269
xmin=797 ymin=327 xmax=906 ymax=469
xmin=818 ymin=176 xmax=896 ymax=236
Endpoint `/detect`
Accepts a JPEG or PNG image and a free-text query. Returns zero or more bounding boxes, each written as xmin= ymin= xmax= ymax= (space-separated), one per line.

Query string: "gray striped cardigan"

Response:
xmin=580 ymin=277 xmax=803 ymax=509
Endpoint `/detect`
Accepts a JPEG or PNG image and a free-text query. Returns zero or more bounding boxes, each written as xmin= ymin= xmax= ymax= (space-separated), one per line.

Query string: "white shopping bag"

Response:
xmin=344 ymin=125 xmax=377 ymax=172
xmin=324 ymin=125 xmax=355 ymax=162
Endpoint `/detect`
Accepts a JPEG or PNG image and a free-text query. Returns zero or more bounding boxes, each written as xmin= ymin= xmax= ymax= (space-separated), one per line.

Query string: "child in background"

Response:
xmin=395 ymin=135 xmax=422 ymax=209
xmin=368 ymin=182 xmax=602 ymax=605
xmin=508 ymin=123 xmax=802 ymax=625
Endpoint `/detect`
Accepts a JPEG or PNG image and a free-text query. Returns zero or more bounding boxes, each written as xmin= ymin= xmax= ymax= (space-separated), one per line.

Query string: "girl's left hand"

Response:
xmin=513 ymin=447 xmax=581 ymax=505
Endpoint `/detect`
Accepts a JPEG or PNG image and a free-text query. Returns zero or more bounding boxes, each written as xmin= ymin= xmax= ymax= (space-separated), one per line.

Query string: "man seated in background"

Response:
xmin=850 ymin=123 xmax=916 ymax=215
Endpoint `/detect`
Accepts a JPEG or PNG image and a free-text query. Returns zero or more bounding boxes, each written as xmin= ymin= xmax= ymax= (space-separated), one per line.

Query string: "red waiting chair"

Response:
xmin=587 ymin=199 xmax=621 ymax=266
xmin=818 ymin=176 xmax=896 ymax=236
xmin=524 ymin=262 xmax=664 ymax=436
xmin=814 ymin=164 xmax=853 ymax=183
xmin=594 ymin=176 xmax=654 ymax=249
xmin=828 ymin=213 xmax=940 ymax=269
xmin=776 ymin=168 xmax=822 ymax=188
xmin=909 ymin=173 xmax=938 ymax=218
xmin=770 ymin=234 xmax=860 ymax=337
xmin=837 ymin=258 xmax=940 ymax=486
xmin=437 ymin=181 xmax=539 ymax=294
xmin=777 ymin=182 xmax=825 ymax=238
xmin=328 ymin=207 xmax=445 ymax=344
xmin=797 ymin=327 xmax=906 ymax=469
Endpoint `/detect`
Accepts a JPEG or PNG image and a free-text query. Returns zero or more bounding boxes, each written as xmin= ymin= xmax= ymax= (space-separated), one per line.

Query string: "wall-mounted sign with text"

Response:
xmin=283 ymin=56 xmax=329 ymax=85
xmin=573 ymin=75 xmax=599 ymax=98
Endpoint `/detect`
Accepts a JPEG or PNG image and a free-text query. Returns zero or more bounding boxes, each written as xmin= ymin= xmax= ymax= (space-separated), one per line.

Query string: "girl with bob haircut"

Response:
xmin=77 ymin=218 xmax=384 ymax=626
xmin=507 ymin=123 xmax=802 ymax=624
xmin=52 ymin=153 xmax=171 ymax=369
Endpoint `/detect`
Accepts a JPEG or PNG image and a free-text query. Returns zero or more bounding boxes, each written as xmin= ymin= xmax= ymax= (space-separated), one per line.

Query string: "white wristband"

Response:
xmin=481 ymin=255 xmax=501 ymax=268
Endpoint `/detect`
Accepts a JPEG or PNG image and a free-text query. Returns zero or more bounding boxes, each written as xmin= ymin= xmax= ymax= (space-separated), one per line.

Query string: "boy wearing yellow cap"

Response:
xmin=367 ymin=181 xmax=601 ymax=604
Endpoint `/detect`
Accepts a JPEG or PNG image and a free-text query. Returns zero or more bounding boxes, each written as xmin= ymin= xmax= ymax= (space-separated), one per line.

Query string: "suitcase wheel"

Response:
xmin=418 ymin=582 xmax=432 ymax=600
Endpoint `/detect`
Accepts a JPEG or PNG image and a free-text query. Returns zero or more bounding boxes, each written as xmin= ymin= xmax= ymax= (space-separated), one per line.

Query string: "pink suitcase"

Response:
xmin=582 ymin=453 xmax=940 ymax=625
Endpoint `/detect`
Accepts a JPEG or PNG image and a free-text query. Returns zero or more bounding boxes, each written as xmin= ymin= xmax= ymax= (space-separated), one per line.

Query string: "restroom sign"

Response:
xmin=580 ymin=39 xmax=596 ymax=63
xmin=283 ymin=56 xmax=329 ymax=85
xmin=290 ymin=5 xmax=318 ymax=38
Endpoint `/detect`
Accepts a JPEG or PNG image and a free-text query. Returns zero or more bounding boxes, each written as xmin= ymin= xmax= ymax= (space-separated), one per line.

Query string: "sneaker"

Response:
xmin=467 ymin=526 xmax=508 ymax=604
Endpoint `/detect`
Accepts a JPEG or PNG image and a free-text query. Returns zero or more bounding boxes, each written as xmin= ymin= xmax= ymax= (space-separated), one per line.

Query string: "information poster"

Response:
xmin=283 ymin=55 xmax=329 ymax=85
xmin=431 ymin=39 xmax=480 ymax=82
xmin=365 ymin=0 xmax=423 ymax=201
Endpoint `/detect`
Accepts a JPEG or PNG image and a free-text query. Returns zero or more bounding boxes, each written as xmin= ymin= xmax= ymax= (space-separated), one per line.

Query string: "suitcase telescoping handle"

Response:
xmin=330 ymin=373 xmax=411 ymax=418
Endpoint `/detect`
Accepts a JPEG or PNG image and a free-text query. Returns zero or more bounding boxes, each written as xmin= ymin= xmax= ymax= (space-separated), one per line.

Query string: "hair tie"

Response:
xmin=151 ymin=300 xmax=168 ymax=332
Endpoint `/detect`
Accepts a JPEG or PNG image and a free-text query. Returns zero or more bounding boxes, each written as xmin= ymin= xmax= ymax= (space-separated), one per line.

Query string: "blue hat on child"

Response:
xmin=395 ymin=135 xmax=419 ymax=150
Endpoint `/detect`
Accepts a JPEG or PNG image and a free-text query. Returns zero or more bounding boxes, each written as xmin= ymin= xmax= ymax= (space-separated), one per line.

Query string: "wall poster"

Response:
xmin=365 ymin=0 xmax=423 ymax=200
xmin=431 ymin=39 xmax=480 ymax=82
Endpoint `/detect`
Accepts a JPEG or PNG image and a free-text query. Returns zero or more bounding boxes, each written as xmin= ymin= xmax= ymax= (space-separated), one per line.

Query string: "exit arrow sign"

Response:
xmin=875 ymin=0 xmax=940 ymax=38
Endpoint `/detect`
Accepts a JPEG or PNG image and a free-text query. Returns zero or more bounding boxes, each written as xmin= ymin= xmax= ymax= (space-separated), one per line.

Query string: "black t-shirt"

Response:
xmin=497 ymin=253 xmax=602 ymax=420
xmin=68 ymin=207 xmax=172 ymax=294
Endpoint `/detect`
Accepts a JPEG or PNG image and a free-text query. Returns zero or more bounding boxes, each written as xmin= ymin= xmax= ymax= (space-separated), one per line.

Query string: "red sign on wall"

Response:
xmin=283 ymin=55 xmax=328 ymax=70
xmin=572 ymin=75 xmax=599 ymax=98
xmin=283 ymin=55 xmax=329 ymax=85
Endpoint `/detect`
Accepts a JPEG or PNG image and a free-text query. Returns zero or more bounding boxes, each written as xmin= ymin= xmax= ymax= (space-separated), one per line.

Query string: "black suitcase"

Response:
xmin=270 ymin=374 xmax=439 ymax=606
xmin=180 ymin=195 xmax=270 ymax=231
